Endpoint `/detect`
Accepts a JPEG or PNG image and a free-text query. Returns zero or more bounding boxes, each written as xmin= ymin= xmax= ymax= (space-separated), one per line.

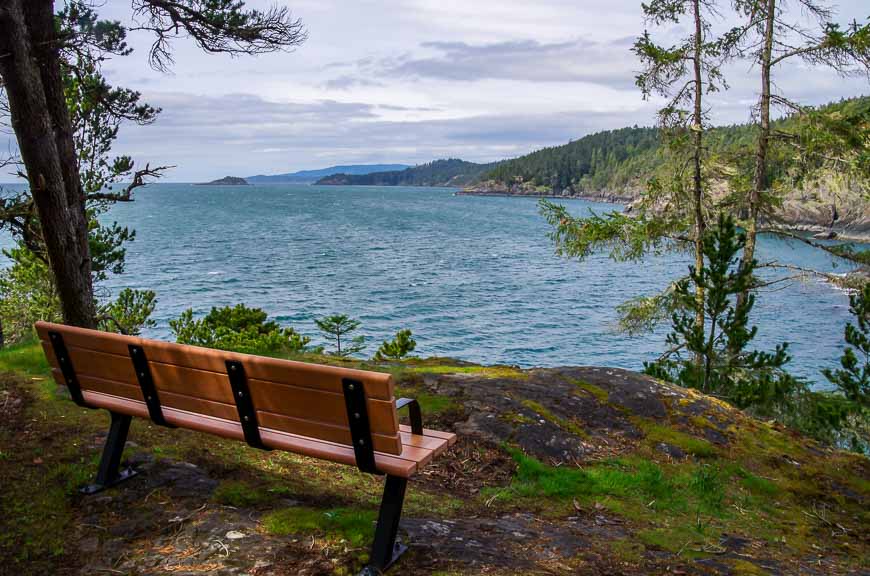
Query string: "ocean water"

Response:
xmin=3 ymin=183 xmax=858 ymax=386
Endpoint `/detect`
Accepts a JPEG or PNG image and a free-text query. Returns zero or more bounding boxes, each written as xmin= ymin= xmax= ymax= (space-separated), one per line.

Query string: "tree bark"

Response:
xmin=691 ymin=0 xmax=707 ymax=383
xmin=738 ymin=0 xmax=775 ymax=309
xmin=0 ymin=0 xmax=97 ymax=328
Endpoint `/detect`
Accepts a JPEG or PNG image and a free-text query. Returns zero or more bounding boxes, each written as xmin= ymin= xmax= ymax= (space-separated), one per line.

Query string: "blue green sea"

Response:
xmin=0 ymin=183 xmax=857 ymax=386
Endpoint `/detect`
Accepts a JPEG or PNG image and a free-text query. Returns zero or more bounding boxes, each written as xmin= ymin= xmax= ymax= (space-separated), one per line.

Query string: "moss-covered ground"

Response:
xmin=0 ymin=341 xmax=866 ymax=575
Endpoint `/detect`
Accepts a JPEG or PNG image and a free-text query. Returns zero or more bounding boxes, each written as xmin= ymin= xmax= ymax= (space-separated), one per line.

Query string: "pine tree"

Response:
xmin=315 ymin=314 xmax=366 ymax=357
xmin=823 ymin=284 xmax=870 ymax=408
xmin=645 ymin=214 xmax=801 ymax=411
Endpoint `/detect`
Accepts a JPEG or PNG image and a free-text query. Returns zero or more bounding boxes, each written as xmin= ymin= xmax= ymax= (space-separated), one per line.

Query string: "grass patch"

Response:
xmin=632 ymin=417 xmax=717 ymax=458
xmin=0 ymin=340 xmax=51 ymax=377
xmin=520 ymin=399 xmax=589 ymax=439
xmin=735 ymin=467 xmax=779 ymax=497
xmin=262 ymin=506 xmax=377 ymax=547
xmin=395 ymin=387 xmax=459 ymax=415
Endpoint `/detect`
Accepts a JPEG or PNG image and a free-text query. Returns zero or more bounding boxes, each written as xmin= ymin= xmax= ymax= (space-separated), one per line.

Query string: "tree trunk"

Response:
xmin=738 ymin=0 xmax=775 ymax=309
xmin=691 ymin=0 xmax=707 ymax=382
xmin=0 ymin=0 xmax=97 ymax=328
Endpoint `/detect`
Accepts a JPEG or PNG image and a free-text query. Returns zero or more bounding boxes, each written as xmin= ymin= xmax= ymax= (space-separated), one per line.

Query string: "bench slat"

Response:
xmin=37 ymin=322 xmax=394 ymax=400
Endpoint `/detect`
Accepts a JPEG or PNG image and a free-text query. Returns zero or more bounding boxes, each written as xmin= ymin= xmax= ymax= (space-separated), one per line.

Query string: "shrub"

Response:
xmin=98 ymin=288 xmax=157 ymax=336
xmin=170 ymin=304 xmax=311 ymax=355
xmin=374 ymin=329 xmax=416 ymax=360
xmin=0 ymin=248 xmax=62 ymax=344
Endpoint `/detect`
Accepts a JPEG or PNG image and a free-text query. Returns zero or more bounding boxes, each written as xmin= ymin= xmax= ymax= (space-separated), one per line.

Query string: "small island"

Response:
xmin=195 ymin=176 xmax=250 ymax=186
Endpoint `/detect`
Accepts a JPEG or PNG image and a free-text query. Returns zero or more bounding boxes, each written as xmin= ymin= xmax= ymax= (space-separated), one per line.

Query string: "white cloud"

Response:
xmin=3 ymin=0 xmax=869 ymax=181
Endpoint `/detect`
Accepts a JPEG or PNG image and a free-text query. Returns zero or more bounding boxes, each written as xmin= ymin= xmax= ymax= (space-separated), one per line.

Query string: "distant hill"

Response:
xmin=247 ymin=164 xmax=410 ymax=184
xmin=316 ymin=159 xmax=496 ymax=187
xmin=195 ymin=176 xmax=249 ymax=186
xmin=469 ymin=96 xmax=870 ymax=200
xmin=462 ymin=96 xmax=870 ymax=238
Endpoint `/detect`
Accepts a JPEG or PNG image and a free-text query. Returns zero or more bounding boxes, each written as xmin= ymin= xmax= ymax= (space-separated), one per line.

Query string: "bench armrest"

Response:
xmin=395 ymin=397 xmax=423 ymax=436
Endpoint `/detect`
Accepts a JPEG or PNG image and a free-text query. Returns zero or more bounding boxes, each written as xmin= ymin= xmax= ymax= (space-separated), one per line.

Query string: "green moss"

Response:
xmin=261 ymin=506 xmax=378 ymax=547
xmin=572 ymin=379 xmax=610 ymax=403
xmin=608 ymin=538 xmax=645 ymax=563
xmin=404 ymin=364 xmax=526 ymax=379
xmin=501 ymin=411 xmax=537 ymax=426
xmin=212 ymin=480 xmax=274 ymax=508
xmin=632 ymin=417 xmax=717 ymax=458
xmin=637 ymin=526 xmax=706 ymax=557
xmin=520 ymin=399 xmax=589 ymax=439
xmin=689 ymin=415 xmax=719 ymax=430
xmin=730 ymin=559 xmax=771 ymax=575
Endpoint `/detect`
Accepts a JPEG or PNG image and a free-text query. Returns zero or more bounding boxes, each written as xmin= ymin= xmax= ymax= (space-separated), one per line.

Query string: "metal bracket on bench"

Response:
xmin=48 ymin=331 xmax=90 ymax=408
xmin=342 ymin=378 xmax=378 ymax=474
xmin=396 ymin=398 xmax=423 ymax=436
xmin=226 ymin=360 xmax=269 ymax=450
xmin=129 ymin=345 xmax=175 ymax=428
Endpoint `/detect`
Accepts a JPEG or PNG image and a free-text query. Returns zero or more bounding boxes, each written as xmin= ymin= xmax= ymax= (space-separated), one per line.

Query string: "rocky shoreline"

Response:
xmin=461 ymin=181 xmax=870 ymax=242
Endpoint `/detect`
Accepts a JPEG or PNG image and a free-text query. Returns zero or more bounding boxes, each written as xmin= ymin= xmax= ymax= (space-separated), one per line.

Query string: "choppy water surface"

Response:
xmin=30 ymin=184 xmax=863 ymax=385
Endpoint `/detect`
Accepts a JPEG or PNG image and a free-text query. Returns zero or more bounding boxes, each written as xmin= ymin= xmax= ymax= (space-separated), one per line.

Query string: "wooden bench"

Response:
xmin=35 ymin=321 xmax=456 ymax=575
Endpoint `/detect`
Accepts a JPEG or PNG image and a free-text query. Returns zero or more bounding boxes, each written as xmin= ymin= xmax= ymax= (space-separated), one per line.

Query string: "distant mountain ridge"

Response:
xmin=247 ymin=164 xmax=410 ymax=183
xmin=315 ymin=159 xmax=496 ymax=187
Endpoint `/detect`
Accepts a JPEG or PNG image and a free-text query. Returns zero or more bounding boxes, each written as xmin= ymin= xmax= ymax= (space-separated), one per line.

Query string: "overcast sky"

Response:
xmin=6 ymin=0 xmax=870 ymax=181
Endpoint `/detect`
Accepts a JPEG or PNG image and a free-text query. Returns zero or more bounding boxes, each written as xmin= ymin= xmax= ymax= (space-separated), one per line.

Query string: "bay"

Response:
xmin=84 ymin=183 xmax=852 ymax=387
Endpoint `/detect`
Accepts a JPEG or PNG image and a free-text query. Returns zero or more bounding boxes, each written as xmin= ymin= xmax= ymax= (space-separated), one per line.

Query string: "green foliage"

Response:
xmin=539 ymin=200 xmax=679 ymax=262
xmin=0 ymin=249 xmax=62 ymax=344
xmin=487 ymin=126 xmax=661 ymax=192
xmin=318 ymin=159 xmax=493 ymax=186
xmin=616 ymin=283 xmax=681 ymax=336
xmin=170 ymin=304 xmax=311 ymax=355
xmin=481 ymin=97 xmax=870 ymax=203
xmin=373 ymin=329 xmax=416 ymax=360
xmin=645 ymin=215 xmax=801 ymax=412
xmin=824 ymin=284 xmax=870 ymax=407
xmin=98 ymin=288 xmax=157 ymax=336
xmin=315 ymin=314 xmax=365 ymax=357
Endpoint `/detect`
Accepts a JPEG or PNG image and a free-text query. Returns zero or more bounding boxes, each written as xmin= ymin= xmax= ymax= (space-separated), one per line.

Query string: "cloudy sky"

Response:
xmin=10 ymin=1 xmax=870 ymax=181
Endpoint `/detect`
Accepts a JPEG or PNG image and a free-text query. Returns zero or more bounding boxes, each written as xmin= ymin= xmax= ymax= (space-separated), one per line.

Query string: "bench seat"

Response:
xmin=67 ymin=388 xmax=455 ymax=477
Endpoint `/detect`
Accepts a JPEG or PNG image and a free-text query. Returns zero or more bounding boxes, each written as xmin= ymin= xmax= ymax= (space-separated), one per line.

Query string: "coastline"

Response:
xmin=458 ymin=188 xmax=870 ymax=243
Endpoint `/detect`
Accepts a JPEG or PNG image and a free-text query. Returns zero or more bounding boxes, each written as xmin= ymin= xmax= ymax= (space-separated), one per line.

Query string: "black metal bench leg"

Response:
xmin=80 ymin=411 xmax=138 ymax=494
xmin=360 ymin=475 xmax=408 ymax=575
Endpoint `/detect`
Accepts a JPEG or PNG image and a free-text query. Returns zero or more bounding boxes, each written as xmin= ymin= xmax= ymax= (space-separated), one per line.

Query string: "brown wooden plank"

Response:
xmin=257 ymin=411 xmax=402 ymax=455
xmin=250 ymin=378 xmax=399 ymax=435
xmin=36 ymin=321 xmax=394 ymax=400
xmin=150 ymin=362 xmax=235 ymax=404
xmin=160 ymin=391 xmax=239 ymax=422
xmin=400 ymin=424 xmax=457 ymax=445
xmin=79 ymin=390 xmax=418 ymax=477
xmin=76 ymin=373 xmax=142 ymax=401
xmin=400 ymin=431 xmax=451 ymax=458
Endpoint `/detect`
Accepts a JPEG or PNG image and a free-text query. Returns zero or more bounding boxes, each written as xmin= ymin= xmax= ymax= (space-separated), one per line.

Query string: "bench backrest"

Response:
xmin=35 ymin=321 xmax=403 ymax=455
